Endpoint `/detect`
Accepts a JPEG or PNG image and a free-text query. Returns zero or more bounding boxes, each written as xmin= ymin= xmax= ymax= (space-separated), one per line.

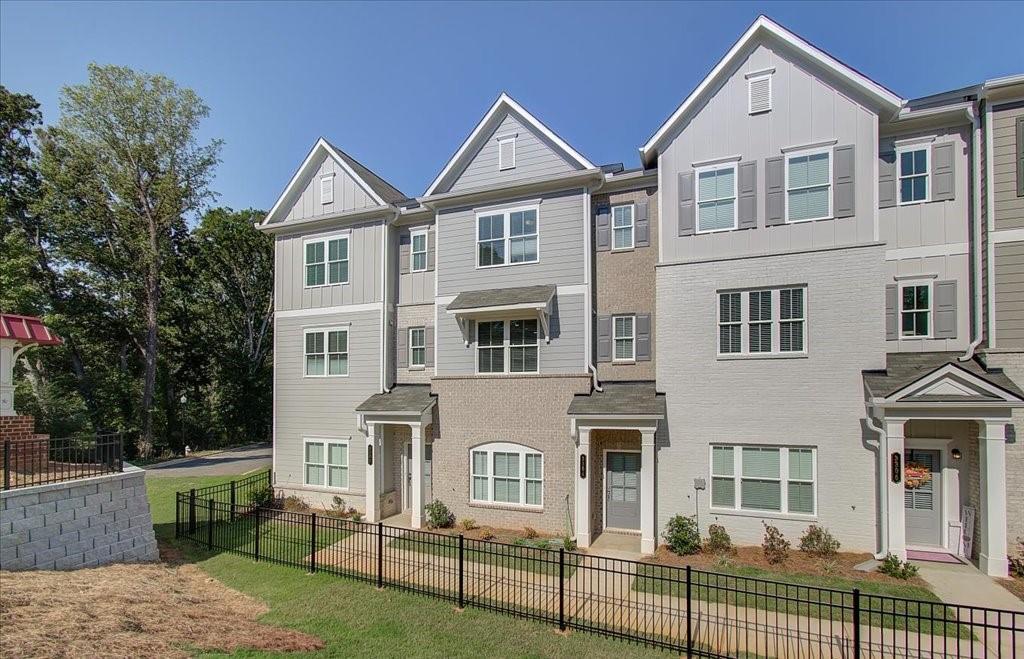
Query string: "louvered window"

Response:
xmin=748 ymin=73 xmax=772 ymax=114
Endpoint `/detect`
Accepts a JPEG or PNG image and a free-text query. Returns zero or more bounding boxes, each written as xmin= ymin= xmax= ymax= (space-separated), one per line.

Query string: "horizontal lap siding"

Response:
xmin=274 ymin=309 xmax=381 ymax=498
xmin=275 ymin=221 xmax=383 ymax=312
xmin=285 ymin=154 xmax=379 ymax=222
xmin=448 ymin=112 xmax=576 ymax=192
xmin=995 ymin=241 xmax=1024 ymax=348
xmin=993 ymin=104 xmax=1024 ymax=231
xmin=437 ymin=189 xmax=586 ymax=295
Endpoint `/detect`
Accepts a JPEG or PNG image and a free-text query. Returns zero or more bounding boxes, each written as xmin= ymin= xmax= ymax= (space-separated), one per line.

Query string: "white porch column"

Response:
xmin=1 ymin=339 xmax=16 ymax=416
xmin=364 ymin=423 xmax=382 ymax=522
xmin=979 ymin=420 xmax=1009 ymax=577
xmin=885 ymin=419 xmax=907 ymax=560
xmin=640 ymin=428 xmax=657 ymax=555
xmin=574 ymin=427 xmax=591 ymax=548
xmin=410 ymin=422 xmax=425 ymax=529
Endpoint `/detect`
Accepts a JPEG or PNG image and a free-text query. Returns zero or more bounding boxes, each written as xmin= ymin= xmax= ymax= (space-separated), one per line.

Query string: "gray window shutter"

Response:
xmin=932 ymin=142 xmax=955 ymax=202
xmin=466 ymin=319 xmax=475 ymax=347
xmin=636 ymin=313 xmax=651 ymax=361
xmin=879 ymin=151 xmax=897 ymax=208
xmin=635 ymin=199 xmax=650 ymax=247
xmin=596 ymin=315 xmax=612 ymax=362
xmin=424 ymin=326 xmax=434 ymax=367
xmin=1017 ymin=116 xmax=1024 ymax=197
xmin=833 ymin=144 xmax=855 ymax=218
xmin=737 ymin=160 xmax=757 ymax=229
xmin=399 ymin=232 xmax=410 ymax=274
xmin=885 ymin=284 xmax=898 ymax=341
xmin=678 ymin=171 xmax=695 ymax=236
xmin=595 ymin=206 xmax=611 ymax=251
xmin=765 ymin=157 xmax=785 ymax=225
xmin=933 ymin=280 xmax=957 ymax=339
xmin=397 ymin=327 xmax=409 ymax=368
xmin=427 ymin=228 xmax=436 ymax=271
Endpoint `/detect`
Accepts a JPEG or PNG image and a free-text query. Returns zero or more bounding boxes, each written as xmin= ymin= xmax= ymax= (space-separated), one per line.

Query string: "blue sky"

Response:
xmin=2 ymin=1 xmax=1022 ymax=212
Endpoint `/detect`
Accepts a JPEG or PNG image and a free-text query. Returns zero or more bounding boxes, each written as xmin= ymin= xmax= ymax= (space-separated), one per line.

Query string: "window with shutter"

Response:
xmin=696 ymin=164 xmax=738 ymax=232
xmin=897 ymin=145 xmax=929 ymax=204
xmin=409 ymin=327 xmax=426 ymax=368
xmin=498 ymin=136 xmax=516 ymax=171
xmin=611 ymin=204 xmax=635 ymax=249
xmin=900 ymin=281 xmax=931 ymax=338
xmin=410 ymin=230 xmax=428 ymax=272
xmin=747 ymin=73 xmax=772 ymax=114
xmin=612 ymin=315 xmax=635 ymax=361
xmin=786 ymin=148 xmax=832 ymax=222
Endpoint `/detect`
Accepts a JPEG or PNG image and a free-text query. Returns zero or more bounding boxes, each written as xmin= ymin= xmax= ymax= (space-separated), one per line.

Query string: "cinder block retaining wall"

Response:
xmin=0 ymin=464 xmax=159 ymax=571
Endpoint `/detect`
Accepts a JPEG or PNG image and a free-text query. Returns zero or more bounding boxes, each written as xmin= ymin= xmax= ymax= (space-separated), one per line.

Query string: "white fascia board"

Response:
xmin=445 ymin=301 xmax=549 ymax=316
xmin=884 ymin=363 xmax=1024 ymax=404
xmin=262 ymin=138 xmax=387 ymax=226
xmin=639 ymin=15 xmax=904 ymax=166
xmin=424 ymin=92 xmax=596 ymax=197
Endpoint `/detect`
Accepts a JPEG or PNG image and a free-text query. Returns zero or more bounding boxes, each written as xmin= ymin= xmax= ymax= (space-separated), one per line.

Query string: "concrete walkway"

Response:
xmin=917 ymin=561 xmax=1024 ymax=613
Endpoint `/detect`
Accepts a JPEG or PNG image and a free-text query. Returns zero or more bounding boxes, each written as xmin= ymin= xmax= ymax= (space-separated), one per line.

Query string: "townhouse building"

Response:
xmin=257 ymin=16 xmax=1024 ymax=577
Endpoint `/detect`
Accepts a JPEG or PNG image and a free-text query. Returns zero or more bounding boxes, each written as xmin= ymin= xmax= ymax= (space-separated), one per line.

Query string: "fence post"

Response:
xmin=254 ymin=506 xmax=261 ymax=561
xmin=558 ymin=548 xmax=566 ymax=631
xmin=230 ymin=480 xmax=236 ymax=523
xmin=458 ymin=534 xmax=465 ymax=609
xmin=4 ymin=440 xmax=10 ymax=490
xmin=117 ymin=432 xmax=124 ymax=472
xmin=175 ymin=494 xmax=181 ymax=539
xmin=377 ymin=522 xmax=384 ymax=588
xmin=309 ymin=513 xmax=317 ymax=574
xmin=267 ymin=469 xmax=272 ymax=489
xmin=852 ymin=588 xmax=861 ymax=659
xmin=685 ymin=565 xmax=693 ymax=658
xmin=188 ymin=488 xmax=196 ymax=534
xmin=206 ymin=498 xmax=214 ymax=550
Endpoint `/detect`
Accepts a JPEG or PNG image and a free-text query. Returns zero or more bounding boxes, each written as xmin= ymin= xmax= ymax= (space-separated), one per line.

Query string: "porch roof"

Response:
xmin=567 ymin=382 xmax=666 ymax=418
xmin=356 ymin=384 xmax=435 ymax=414
xmin=863 ymin=352 xmax=1024 ymax=402
xmin=446 ymin=284 xmax=556 ymax=313
xmin=0 ymin=314 xmax=62 ymax=347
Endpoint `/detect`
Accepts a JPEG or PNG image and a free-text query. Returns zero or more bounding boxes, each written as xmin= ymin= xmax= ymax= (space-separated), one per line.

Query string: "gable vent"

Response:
xmin=320 ymin=174 xmax=334 ymax=204
xmin=747 ymin=73 xmax=772 ymax=115
xmin=498 ymin=135 xmax=516 ymax=171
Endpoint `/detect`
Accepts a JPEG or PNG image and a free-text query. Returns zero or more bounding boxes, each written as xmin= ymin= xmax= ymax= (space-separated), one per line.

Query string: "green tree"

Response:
xmin=36 ymin=64 xmax=221 ymax=455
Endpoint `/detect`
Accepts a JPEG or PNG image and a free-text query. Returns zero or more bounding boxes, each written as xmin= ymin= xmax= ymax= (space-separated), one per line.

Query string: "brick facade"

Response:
xmin=0 ymin=415 xmax=49 ymax=474
xmin=430 ymin=374 xmax=591 ymax=534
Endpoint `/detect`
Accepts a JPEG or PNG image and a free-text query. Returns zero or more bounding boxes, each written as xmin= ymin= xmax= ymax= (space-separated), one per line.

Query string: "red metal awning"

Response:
xmin=0 ymin=314 xmax=62 ymax=347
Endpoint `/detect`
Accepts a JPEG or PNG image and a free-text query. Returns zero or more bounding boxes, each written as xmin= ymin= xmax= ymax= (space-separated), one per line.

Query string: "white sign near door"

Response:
xmin=960 ymin=505 xmax=975 ymax=559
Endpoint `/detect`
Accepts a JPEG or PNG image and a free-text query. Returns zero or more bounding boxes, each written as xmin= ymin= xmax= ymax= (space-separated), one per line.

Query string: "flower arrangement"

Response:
xmin=904 ymin=462 xmax=932 ymax=489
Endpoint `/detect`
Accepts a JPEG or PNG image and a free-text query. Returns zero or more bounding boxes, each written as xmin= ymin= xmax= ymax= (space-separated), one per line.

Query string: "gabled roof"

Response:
xmin=424 ymin=92 xmax=596 ymax=197
xmin=260 ymin=137 xmax=407 ymax=226
xmin=640 ymin=15 xmax=904 ymax=167
xmin=864 ymin=352 xmax=1024 ymax=405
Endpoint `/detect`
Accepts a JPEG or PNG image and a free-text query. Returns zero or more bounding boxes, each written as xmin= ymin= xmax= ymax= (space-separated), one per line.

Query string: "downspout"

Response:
xmin=380 ymin=207 xmax=400 ymax=394
xmin=864 ymin=403 xmax=888 ymax=559
xmin=587 ymin=174 xmax=606 ymax=393
xmin=960 ymin=104 xmax=984 ymax=362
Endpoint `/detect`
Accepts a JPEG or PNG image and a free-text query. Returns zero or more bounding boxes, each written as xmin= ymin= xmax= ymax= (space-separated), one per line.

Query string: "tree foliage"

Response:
xmin=1 ymin=70 xmax=272 ymax=456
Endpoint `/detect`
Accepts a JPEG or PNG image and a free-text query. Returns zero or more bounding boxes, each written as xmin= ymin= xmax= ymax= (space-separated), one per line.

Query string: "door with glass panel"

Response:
xmin=606 ymin=452 xmax=641 ymax=530
xmin=904 ymin=449 xmax=942 ymax=547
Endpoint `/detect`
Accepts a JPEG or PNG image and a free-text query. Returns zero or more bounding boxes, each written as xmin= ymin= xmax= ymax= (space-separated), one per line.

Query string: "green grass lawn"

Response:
xmin=633 ymin=562 xmax=969 ymax=639
xmin=146 ymin=474 xmax=663 ymax=658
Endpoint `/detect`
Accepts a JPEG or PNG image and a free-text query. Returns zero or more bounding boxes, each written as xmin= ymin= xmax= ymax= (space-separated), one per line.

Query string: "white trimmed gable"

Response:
xmin=885 ymin=363 xmax=1024 ymax=404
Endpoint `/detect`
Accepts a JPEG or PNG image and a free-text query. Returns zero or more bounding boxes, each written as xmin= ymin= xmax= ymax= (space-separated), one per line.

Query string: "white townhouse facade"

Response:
xmin=258 ymin=16 xmax=1024 ymax=577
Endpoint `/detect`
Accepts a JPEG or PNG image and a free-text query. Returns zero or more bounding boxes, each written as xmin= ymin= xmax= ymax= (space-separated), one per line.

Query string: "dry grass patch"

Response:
xmin=0 ymin=560 xmax=322 ymax=659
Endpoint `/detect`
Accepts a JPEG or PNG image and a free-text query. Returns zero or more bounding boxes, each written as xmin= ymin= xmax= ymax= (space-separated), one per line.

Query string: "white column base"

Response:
xmin=979 ymin=553 xmax=1010 ymax=578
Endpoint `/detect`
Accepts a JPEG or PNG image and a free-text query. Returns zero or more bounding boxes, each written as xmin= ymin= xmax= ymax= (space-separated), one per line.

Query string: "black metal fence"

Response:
xmin=2 ymin=432 xmax=123 ymax=490
xmin=175 ymin=478 xmax=1022 ymax=657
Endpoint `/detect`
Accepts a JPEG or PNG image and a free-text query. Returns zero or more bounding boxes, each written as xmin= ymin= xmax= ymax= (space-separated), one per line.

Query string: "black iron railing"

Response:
xmin=2 ymin=432 xmax=123 ymax=490
xmin=174 ymin=481 xmax=1022 ymax=657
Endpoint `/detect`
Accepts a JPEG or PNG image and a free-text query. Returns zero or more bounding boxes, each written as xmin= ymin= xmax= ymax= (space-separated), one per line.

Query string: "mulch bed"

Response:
xmin=999 ymin=575 xmax=1024 ymax=602
xmin=645 ymin=545 xmax=932 ymax=587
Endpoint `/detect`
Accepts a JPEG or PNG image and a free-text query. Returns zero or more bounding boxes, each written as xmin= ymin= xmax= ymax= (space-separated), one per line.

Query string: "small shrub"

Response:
xmin=820 ymin=557 xmax=840 ymax=576
xmin=703 ymin=524 xmax=733 ymax=555
xmin=327 ymin=496 xmax=348 ymax=518
xmin=878 ymin=553 xmax=919 ymax=579
xmin=712 ymin=554 xmax=735 ymax=571
xmin=459 ymin=518 xmax=477 ymax=531
xmin=523 ymin=526 xmax=538 ymax=539
xmin=282 ymin=495 xmax=309 ymax=512
xmin=350 ymin=510 xmax=363 ymax=523
xmin=663 ymin=515 xmax=701 ymax=555
xmin=762 ymin=522 xmax=790 ymax=565
xmin=479 ymin=529 xmax=496 ymax=541
xmin=799 ymin=524 xmax=841 ymax=559
xmin=562 ymin=536 xmax=578 ymax=551
xmin=247 ymin=486 xmax=276 ymax=508
xmin=1010 ymin=537 xmax=1024 ymax=578
xmin=425 ymin=500 xmax=455 ymax=529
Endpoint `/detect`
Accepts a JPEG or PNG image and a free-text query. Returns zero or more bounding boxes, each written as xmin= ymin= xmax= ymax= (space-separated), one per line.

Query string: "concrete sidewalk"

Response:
xmin=143 ymin=443 xmax=271 ymax=477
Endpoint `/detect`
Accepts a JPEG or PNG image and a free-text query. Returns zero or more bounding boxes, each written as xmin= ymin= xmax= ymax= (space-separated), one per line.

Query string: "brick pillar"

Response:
xmin=0 ymin=415 xmax=49 ymax=474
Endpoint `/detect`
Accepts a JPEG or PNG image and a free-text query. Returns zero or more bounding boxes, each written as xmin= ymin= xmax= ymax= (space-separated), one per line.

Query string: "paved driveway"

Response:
xmin=143 ymin=443 xmax=271 ymax=477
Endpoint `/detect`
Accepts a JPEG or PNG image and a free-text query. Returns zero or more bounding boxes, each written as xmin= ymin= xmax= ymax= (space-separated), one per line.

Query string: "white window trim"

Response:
xmin=474 ymin=204 xmax=540 ymax=269
xmin=410 ymin=229 xmax=428 ymax=273
xmin=498 ymin=135 xmax=517 ymax=171
xmin=303 ymin=233 xmax=350 ymax=288
xmin=409 ymin=326 xmax=426 ymax=369
xmin=747 ymin=72 xmax=773 ymax=114
xmin=896 ymin=143 xmax=931 ymax=206
xmin=611 ymin=203 xmax=635 ymax=250
xmin=709 ymin=444 xmax=817 ymax=518
xmin=303 ymin=437 xmax=351 ymax=491
xmin=320 ymin=173 xmax=335 ymax=205
xmin=716 ymin=287 xmax=808 ymax=358
xmin=475 ymin=318 xmax=540 ymax=375
xmin=899 ymin=279 xmax=933 ymax=339
xmin=784 ymin=146 xmax=833 ymax=223
xmin=695 ymin=162 xmax=739 ymax=234
xmin=469 ymin=442 xmax=543 ymax=508
xmin=303 ymin=326 xmax=350 ymax=378
xmin=612 ymin=314 xmax=636 ymax=362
